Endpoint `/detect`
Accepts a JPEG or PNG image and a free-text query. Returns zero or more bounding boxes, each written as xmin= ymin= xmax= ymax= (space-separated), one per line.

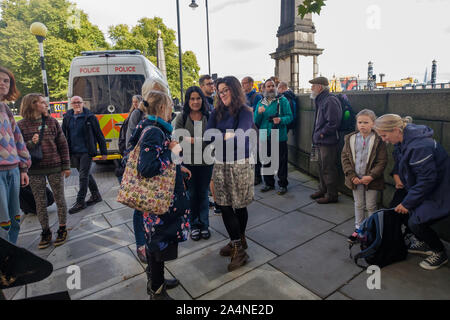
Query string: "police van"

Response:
xmin=67 ymin=50 xmax=169 ymax=161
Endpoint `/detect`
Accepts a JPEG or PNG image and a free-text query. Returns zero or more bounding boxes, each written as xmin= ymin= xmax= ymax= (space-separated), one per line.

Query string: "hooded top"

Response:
xmin=393 ymin=123 xmax=450 ymax=224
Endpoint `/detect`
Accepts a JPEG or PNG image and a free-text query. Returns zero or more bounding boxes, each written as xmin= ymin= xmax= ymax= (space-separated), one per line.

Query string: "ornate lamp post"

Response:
xmin=30 ymin=22 xmax=50 ymax=103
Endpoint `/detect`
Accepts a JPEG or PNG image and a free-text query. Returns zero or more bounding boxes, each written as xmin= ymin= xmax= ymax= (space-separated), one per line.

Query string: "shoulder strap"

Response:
xmin=38 ymin=116 xmax=46 ymax=145
xmin=138 ymin=125 xmax=165 ymax=146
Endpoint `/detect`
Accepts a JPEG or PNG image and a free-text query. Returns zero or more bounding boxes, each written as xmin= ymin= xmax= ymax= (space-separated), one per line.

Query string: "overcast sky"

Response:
xmin=8 ymin=0 xmax=450 ymax=87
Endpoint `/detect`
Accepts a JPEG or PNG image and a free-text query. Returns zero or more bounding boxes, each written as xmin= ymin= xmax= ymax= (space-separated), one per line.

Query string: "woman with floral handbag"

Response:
xmin=120 ymin=90 xmax=191 ymax=300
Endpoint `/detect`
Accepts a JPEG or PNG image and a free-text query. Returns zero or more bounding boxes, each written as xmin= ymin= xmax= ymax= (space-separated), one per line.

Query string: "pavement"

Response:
xmin=3 ymin=163 xmax=450 ymax=300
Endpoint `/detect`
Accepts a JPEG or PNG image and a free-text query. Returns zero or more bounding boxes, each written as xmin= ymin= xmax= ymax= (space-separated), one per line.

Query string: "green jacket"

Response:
xmin=254 ymin=96 xmax=293 ymax=142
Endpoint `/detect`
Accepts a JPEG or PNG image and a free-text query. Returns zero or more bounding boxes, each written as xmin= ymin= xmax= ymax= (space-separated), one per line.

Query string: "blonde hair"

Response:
xmin=140 ymin=78 xmax=168 ymax=112
xmin=374 ymin=114 xmax=413 ymax=132
xmin=142 ymin=90 xmax=172 ymax=118
xmin=356 ymin=109 xmax=377 ymax=122
xmin=20 ymin=93 xmax=44 ymax=120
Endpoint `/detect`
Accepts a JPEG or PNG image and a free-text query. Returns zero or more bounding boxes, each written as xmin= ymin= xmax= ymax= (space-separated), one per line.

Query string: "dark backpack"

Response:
xmin=118 ymin=116 xmax=130 ymax=156
xmin=350 ymin=209 xmax=407 ymax=268
xmin=19 ymin=185 xmax=54 ymax=215
xmin=283 ymin=91 xmax=297 ymax=132
xmin=336 ymin=93 xmax=356 ymax=134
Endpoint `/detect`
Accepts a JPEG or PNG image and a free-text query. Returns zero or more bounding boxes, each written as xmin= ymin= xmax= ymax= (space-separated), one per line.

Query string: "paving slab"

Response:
xmin=166 ymin=239 xmax=276 ymax=299
xmin=258 ymin=184 xmax=315 ymax=213
xmin=200 ymin=264 xmax=320 ymax=300
xmin=64 ymin=186 xmax=78 ymax=198
xmin=301 ymin=180 xmax=320 ymax=190
xmin=299 ymin=195 xmax=355 ymax=225
xmin=288 ymin=170 xmax=314 ymax=183
xmin=14 ymin=247 xmax=144 ymax=300
xmin=326 ymin=292 xmax=352 ymax=300
xmin=104 ymin=197 xmax=126 ymax=210
xmin=178 ymin=228 xmax=226 ymax=258
xmin=16 ymin=229 xmax=42 ymax=250
xmin=247 ymin=211 xmax=335 ymax=255
xmin=270 ymin=231 xmax=363 ymax=298
xmin=340 ymin=254 xmax=450 ymax=300
xmin=103 ymin=207 xmax=134 ymax=227
xmin=46 ymin=224 xmax=135 ymax=270
xmin=81 ymin=271 xmax=191 ymax=300
xmin=19 ymin=210 xmax=58 ymax=234
xmin=209 ymin=201 xmax=286 ymax=237
xmin=67 ymin=215 xmax=111 ymax=241
xmin=2 ymin=286 xmax=22 ymax=300
xmin=332 ymin=218 xmax=356 ymax=237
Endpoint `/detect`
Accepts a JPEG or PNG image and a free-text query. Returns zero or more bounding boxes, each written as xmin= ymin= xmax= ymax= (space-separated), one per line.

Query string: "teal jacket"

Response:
xmin=254 ymin=96 xmax=293 ymax=142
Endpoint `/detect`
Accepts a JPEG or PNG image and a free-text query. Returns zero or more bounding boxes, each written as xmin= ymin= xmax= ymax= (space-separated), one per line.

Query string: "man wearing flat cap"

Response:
xmin=309 ymin=76 xmax=342 ymax=204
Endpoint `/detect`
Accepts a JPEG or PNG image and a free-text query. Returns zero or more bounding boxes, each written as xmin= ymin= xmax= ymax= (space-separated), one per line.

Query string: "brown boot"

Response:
xmin=310 ymin=190 xmax=325 ymax=200
xmin=228 ymin=242 xmax=249 ymax=272
xmin=221 ymin=235 xmax=248 ymax=256
xmin=219 ymin=242 xmax=233 ymax=257
xmin=241 ymin=234 xmax=248 ymax=250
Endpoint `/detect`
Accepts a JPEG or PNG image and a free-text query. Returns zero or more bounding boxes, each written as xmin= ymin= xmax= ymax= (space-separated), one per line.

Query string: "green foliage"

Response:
xmin=0 ymin=0 xmax=108 ymax=100
xmin=108 ymin=17 xmax=200 ymax=99
xmin=298 ymin=0 xmax=327 ymax=18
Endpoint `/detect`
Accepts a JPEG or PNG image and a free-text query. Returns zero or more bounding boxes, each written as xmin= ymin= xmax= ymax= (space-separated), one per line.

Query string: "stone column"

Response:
xmin=313 ymin=56 xmax=319 ymax=79
xmin=290 ymin=54 xmax=299 ymax=93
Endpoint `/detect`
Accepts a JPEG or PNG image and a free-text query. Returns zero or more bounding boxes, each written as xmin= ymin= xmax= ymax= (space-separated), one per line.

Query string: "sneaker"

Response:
xmin=419 ymin=251 xmax=448 ymax=270
xmin=54 ymin=227 xmax=68 ymax=247
xmin=277 ymin=187 xmax=287 ymax=195
xmin=69 ymin=202 xmax=87 ymax=214
xmin=86 ymin=193 xmax=102 ymax=206
xmin=191 ymin=229 xmax=201 ymax=241
xmin=408 ymin=240 xmax=434 ymax=256
xmin=201 ymin=229 xmax=211 ymax=240
xmin=260 ymin=185 xmax=275 ymax=193
xmin=347 ymin=230 xmax=359 ymax=244
xmin=38 ymin=229 xmax=52 ymax=249
xmin=136 ymin=246 xmax=147 ymax=264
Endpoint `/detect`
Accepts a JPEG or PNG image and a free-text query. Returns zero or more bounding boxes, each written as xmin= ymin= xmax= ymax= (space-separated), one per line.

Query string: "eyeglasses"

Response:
xmin=218 ymin=88 xmax=230 ymax=97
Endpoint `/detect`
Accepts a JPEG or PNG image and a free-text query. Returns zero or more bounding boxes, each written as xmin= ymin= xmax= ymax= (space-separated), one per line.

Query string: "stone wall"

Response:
xmin=287 ymin=89 xmax=450 ymax=241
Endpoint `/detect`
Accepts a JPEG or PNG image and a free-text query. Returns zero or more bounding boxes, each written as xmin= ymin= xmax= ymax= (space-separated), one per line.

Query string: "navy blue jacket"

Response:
xmin=62 ymin=108 xmax=107 ymax=157
xmin=392 ymin=124 xmax=450 ymax=224
xmin=312 ymin=90 xmax=342 ymax=145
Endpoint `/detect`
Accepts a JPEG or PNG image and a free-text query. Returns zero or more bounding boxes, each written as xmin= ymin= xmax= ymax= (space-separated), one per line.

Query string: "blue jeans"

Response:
xmin=185 ymin=165 xmax=213 ymax=231
xmin=133 ymin=210 xmax=146 ymax=247
xmin=0 ymin=168 xmax=21 ymax=244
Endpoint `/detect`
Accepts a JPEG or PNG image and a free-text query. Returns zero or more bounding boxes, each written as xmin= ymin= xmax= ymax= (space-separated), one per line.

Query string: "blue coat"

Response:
xmin=392 ymin=124 xmax=450 ymax=224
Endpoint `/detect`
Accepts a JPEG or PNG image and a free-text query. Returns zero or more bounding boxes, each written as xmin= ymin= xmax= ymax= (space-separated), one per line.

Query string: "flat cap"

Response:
xmin=309 ymin=76 xmax=329 ymax=86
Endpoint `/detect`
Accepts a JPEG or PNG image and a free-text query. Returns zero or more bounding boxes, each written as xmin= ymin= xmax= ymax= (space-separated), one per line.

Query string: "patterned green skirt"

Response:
xmin=212 ymin=159 xmax=254 ymax=209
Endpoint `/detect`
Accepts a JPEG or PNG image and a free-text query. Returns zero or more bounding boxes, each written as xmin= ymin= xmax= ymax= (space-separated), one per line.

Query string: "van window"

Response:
xmin=73 ymin=74 xmax=145 ymax=114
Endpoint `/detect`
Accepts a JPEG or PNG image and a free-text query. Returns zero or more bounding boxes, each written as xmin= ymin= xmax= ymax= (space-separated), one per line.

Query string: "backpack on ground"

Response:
xmin=19 ymin=185 xmax=55 ymax=215
xmin=349 ymin=208 xmax=407 ymax=268
xmin=336 ymin=93 xmax=356 ymax=134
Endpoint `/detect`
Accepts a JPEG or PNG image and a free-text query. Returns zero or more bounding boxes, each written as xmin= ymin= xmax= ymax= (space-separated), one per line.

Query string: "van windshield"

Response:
xmin=73 ymin=75 xmax=145 ymax=114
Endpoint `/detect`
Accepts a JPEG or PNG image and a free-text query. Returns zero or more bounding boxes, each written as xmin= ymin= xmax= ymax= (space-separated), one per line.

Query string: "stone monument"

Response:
xmin=271 ymin=0 xmax=324 ymax=93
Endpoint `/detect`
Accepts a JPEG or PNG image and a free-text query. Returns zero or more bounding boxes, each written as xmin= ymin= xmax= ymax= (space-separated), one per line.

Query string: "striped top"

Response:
xmin=0 ymin=102 xmax=31 ymax=172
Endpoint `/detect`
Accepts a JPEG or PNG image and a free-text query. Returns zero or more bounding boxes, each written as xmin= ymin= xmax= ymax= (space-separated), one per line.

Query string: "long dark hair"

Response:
xmin=215 ymin=76 xmax=247 ymax=122
xmin=183 ymin=86 xmax=209 ymax=119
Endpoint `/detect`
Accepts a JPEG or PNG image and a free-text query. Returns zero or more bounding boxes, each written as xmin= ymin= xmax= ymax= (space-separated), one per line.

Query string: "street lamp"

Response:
xmin=189 ymin=0 xmax=211 ymax=76
xmin=30 ymin=22 xmax=50 ymax=103
xmin=176 ymin=0 xmax=184 ymax=105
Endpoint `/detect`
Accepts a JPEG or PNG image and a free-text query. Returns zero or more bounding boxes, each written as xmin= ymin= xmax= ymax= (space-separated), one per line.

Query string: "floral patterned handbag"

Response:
xmin=117 ymin=126 xmax=176 ymax=215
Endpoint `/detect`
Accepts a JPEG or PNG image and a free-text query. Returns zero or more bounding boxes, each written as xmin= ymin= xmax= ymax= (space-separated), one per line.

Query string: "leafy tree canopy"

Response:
xmin=298 ymin=0 xmax=327 ymax=18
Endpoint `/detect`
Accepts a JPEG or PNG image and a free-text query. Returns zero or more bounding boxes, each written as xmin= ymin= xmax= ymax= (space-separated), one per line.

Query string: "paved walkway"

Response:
xmin=3 ymin=163 xmax=450 ymax=300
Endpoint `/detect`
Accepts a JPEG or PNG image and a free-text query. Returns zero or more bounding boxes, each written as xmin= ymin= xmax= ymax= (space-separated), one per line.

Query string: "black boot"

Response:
xmin=86 ymin=192 xmax=102 ymax=206
xmin=69 ymin=201 xmax=87 ymax=214
xmin=149 ymin=283 xmax=173 ymax=300
xmin=145 ymin=266 xmax=180 ymax=294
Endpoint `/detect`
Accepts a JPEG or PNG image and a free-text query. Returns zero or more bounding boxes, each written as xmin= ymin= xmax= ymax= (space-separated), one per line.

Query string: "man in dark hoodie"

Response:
xmin=62 ymin=96 xmax=107 ymax=214
xmin=309 ymin=77 xmax=342 ymax=204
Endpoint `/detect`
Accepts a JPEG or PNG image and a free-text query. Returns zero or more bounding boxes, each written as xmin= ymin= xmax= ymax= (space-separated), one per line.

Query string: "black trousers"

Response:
xmin=262 ymin=140 xmax=288 ymax=188
xmin=70 ymin=153 xmax=100 ymax=203
xmin=408 ymin=218 xmax=445 ymax=252
xmin=220 ymin=206 xmax=248 ymax=241
xmin=318 ymin=144 xmax=339 ymax=200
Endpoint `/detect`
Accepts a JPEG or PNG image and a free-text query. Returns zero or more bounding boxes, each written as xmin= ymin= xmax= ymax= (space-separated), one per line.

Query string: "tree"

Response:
xmin=108 ymin=17 xmax=200 ymax=100
xmin=298 ymin=0 xmax=327 ymax=18
xmin=0 ymin=0 xmax=108 ymax=100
